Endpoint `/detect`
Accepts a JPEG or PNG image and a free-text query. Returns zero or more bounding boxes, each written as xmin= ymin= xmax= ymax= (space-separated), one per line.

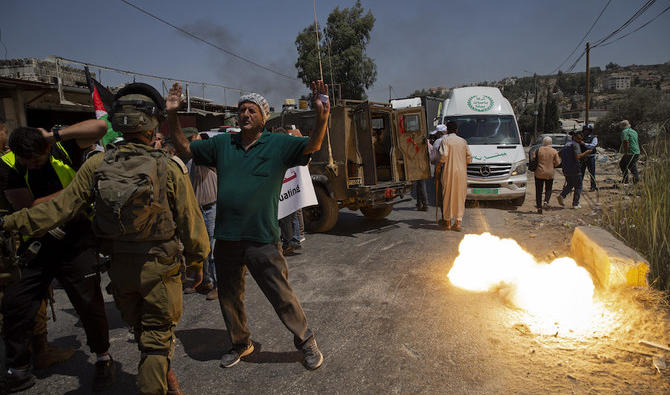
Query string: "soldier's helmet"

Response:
xmin=111 ymin=83 xmax=166 ymax=134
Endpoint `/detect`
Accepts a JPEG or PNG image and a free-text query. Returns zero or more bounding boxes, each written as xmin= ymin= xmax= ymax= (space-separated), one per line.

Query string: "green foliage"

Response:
xmin=295 ymin=0 xmax=377 ymax=100
xmin=605 ymin=62 xmax=620 ymax=70
xmin=594 ymin=88 xmax=670 ymax=148
xmin=410 ymin=88 xmax=448 ymax=99
xmin=543 ymin=94 xmax=560 ymax=132
xmin=602 ymin=137 xmax=670 ymax=291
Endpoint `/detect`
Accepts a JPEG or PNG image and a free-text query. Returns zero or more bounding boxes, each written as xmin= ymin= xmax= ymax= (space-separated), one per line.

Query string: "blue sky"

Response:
xmin=2 ymin=0 xmax=669 ymax=108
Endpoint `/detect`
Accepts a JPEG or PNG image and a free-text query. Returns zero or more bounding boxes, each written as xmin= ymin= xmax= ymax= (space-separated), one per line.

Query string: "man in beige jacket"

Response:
xmin=532 ymin=136 xmax=561 ymax=214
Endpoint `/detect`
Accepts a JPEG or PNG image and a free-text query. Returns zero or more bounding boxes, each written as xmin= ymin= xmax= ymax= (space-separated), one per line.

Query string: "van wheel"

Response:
xmin=360 ymin=205 xmax=393 ymax=220
xmin=304 ymin=186 xmax=339 ymax=233
xmin=511 ymin=196 xmax=525 ymax=206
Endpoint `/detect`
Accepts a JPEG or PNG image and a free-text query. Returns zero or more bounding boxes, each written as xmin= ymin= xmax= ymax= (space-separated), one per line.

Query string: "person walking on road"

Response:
xmin=1 ymin=83 xmax=210 ymax=394
xmin=167 ymin=80 xmax=330 ymax=371
xmin=531 ymin=136 xmax=561 ymax=214
xmin=580 ymin=124 xmax=598 ymax=191
xmin=618 ymin=120 xmax=640 ymax=184
xmin=438 ymin=121 xmax=472 ymax=231
xmin=557 ymin=131 xmax=593 ymax=209
xmin=181 ymin=127 xmax=219 ymax=301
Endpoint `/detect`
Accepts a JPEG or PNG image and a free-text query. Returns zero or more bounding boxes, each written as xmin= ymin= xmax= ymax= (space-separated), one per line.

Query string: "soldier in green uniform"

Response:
xmin=1 ymin=83 xmax=209 ymax=395
xmin=0 ymin=120 xmax=112 ymax=392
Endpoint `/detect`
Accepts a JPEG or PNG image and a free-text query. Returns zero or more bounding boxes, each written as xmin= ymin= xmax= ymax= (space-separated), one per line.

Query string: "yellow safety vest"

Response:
xmin=0 ymin=142 xmax=76 ymax=194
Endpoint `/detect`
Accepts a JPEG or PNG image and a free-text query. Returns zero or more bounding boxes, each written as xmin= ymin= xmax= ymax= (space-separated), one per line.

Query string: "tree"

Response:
xmin=543 ymin=93 xmax=560 ymax=132
xmin=295 ymin=0 xmax=377 ymax=100
xmin=605 ymin=62 xmax=620 ymax=70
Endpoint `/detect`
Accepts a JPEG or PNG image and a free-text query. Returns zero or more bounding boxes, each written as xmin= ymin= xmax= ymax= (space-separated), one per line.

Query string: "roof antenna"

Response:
xmin=313 ymin=0 xmax=323 ymax=81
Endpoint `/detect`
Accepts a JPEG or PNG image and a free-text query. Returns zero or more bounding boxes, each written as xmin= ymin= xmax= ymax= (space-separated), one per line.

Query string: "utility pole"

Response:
xmin=533 ymin=73 xmax=538 ymax=140
xmin=389 ymin=85 xmax=392 ymax=101
xmin=585 ymin=42 xmax=590 ymax=126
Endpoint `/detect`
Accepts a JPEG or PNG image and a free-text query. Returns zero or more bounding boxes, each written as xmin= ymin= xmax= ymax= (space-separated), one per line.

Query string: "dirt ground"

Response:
xmin=474 ymin=151 xmax=670 ymax=393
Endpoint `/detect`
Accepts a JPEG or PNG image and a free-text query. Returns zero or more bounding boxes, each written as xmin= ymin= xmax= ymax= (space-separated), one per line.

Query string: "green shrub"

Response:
xmin=602 ymin=136 xmax=670 ymax=291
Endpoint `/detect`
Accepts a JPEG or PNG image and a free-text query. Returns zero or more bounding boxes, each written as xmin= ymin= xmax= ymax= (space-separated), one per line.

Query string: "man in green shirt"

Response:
xmin=167 ymin=80 xmax=330 ymax=370
xmin=619 ymin=120 xmax=640 ymax=184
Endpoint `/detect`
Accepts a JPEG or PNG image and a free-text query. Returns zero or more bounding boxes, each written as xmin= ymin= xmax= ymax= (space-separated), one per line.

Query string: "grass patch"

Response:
xmin=602 ymin=136 xmax=670 ymax=291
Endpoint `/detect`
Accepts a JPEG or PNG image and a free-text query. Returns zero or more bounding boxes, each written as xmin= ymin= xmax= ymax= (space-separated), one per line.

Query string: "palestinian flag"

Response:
xmin=84 ymin=66 xmax=121 ymax=146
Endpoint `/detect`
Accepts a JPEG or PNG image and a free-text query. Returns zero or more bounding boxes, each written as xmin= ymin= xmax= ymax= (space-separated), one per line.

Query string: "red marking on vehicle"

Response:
xmin=283 ymin=170 xmax=297 ymax=184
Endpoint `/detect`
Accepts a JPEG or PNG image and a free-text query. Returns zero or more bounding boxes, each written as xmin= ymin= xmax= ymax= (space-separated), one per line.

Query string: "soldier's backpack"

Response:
xmin=93 ymin=144 xmax=176 ymax=242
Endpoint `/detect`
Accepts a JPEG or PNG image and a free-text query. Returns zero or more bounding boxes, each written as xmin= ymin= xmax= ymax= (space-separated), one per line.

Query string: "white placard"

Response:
xmin=277 ymin=166 xmax=318 ymax=219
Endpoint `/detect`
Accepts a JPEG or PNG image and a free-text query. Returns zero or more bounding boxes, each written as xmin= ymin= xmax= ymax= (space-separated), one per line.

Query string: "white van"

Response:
xmin=441 ymin=87 xmax=527 ymax=205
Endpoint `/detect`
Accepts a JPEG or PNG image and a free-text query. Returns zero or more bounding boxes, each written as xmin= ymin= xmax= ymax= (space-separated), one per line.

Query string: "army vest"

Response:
xmin=93 ymin=143 xmax=176 ymax=243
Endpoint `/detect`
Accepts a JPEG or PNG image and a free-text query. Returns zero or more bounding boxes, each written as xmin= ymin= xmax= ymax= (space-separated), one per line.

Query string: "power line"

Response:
xmin=551 ymin=0 xmax=612 ymax=74
xmin=597 ymin=4 xmax=670 ymax=47
xmin=55 ymin=56 xmax=251 ymax=94
xmin=119 ymin=0 xmax=297 ymax=81
xmin=591 ymin=0 xmax=656 ymax=48
xmin=560 ymin=0 xmax=662 ymax=74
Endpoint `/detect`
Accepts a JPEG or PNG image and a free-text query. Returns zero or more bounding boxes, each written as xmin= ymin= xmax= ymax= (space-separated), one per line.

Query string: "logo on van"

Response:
xmin=467 ymin=95 xmax=494 ymax=112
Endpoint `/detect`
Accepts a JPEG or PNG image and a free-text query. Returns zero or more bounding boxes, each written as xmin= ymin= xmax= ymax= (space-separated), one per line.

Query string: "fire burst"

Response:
xmin=447 ymin=233 xmax=598 ymax=335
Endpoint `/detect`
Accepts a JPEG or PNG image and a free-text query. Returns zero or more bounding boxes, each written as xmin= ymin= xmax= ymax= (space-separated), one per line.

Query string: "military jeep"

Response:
xmin=266 ymin=100 xmax=430 ymax=232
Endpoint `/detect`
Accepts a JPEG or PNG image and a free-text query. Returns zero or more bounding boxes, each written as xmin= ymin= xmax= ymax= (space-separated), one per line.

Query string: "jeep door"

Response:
xmin=394 ymin=107 xmax=431 ymax=181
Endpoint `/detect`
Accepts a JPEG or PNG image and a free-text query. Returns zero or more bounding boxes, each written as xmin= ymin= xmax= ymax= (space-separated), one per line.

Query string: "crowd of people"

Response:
xmin=0 ymin=80 xmax=329 ymax=394
xmin=530 ymin=120 xmax=640 ymax=213
xmin=0 ymin=72 xmax=643 ymax=394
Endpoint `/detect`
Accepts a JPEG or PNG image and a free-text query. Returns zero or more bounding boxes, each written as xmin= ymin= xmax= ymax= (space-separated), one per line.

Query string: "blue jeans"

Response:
xmin=580 ymin=156 xmax=597 ymax=189
xmin=279 ymin=211 xmax=301 ymax=249
xmin=560 ymin=174 xmax=582 ymax=206
xmin=200 ymin=203 xmax=217 ymax=285
xmin=413 ymin=179 xmax=427 ymax=207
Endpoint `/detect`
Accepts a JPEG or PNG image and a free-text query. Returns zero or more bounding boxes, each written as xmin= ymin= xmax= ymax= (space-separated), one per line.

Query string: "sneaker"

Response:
xmin=301 ymin=338 xmax=323 ymax=370
xmin=557 ymin=195 xmax=565 ymax=207
xmin=282 ymin=244 xmax=295 ymax=256
xmin=543 ymin=201 xmax=550 ymax=208
xmin=92 ymin=356 xmax=116 ymax=391
xmin=195 ymin=281 xmax=214 ymax=293
xmin=572 ymin=204 xmax=582 ymax=209
xmin=5 ymin=368 xmax=36 ymax=393
xmin=537 ymin=207 xmax=542 ymax=214
xmin=220 ymin=343 xmax=254 ymax=368
xmin=206 ymin=288 xmax=218 ymax=301
xmin=299 ymin=236 xmax=306 ymax=243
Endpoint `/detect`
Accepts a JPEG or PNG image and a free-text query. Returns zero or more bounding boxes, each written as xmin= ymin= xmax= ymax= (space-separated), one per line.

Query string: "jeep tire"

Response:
xmin=304 ymin=186 xmax=339 ymax=233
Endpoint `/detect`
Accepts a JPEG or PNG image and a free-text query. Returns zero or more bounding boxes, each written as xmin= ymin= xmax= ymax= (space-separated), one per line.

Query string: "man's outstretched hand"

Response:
xmin=166 ymin=83 xmax=184 ymax=113
xmin=311 ymin=80 xmax=330 ymax=120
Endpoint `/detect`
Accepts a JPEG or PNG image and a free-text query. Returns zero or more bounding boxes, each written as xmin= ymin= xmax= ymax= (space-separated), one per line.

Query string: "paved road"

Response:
xmin=11 ymin=198 xmax=666 ymax=394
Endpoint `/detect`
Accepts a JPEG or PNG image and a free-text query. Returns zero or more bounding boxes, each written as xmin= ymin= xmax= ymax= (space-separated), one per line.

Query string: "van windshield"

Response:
xmin=445 ymin=115 xmax=521 ymax=145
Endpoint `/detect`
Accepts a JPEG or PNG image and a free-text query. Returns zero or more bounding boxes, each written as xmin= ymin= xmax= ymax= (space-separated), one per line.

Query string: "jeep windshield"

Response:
xmin=445 ymin=115 xmax=521 ymax=145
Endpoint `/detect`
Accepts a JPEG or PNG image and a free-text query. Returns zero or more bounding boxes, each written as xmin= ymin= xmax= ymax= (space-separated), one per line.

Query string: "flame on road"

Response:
xmin=447 ymin=233 xmax=597 ymax=334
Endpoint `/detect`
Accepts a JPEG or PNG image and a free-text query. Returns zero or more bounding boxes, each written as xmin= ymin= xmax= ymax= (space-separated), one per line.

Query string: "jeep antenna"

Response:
xmin=313 ymin=0 xmax=323 ymax=81
xmin=313 ymin=0 xmax=337 ymax=176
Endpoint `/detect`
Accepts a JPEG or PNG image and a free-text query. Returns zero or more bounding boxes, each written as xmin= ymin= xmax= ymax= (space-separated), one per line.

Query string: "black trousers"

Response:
xmin=535 ymin=177 xmax=554 ymax=208
xmin=214 ymin=240 xmax=312 ymax=352
xmin=619 ymin=154 xmax=640 ymax=183
xmin=2 ymin=243 xmax=110 ymax=368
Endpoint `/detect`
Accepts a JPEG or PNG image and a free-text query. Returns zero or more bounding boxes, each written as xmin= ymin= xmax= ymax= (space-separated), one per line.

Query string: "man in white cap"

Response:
xmin=167 ymin=81 xmax=329 ymax=371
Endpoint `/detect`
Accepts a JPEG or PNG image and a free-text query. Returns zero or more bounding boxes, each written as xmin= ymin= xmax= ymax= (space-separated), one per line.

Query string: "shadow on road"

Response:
xmin=175 ymin=328 xmax=302 ymax=365
xmin=175 ymin=328 xmax=231 ymax=361
xmin=243 ymin=342 xmax=302 ymax=365
xmin=317 ymin=211 xmax=400 ymax=237
xmin=34 ymin=348 xmax=135 ymax=394
xmin=62 ymin=301 xmax=127 ymax=331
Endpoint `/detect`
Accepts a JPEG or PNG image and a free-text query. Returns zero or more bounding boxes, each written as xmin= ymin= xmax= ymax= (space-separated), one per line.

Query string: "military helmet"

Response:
xmin=111 ymin=83 xmax=166 ymax=134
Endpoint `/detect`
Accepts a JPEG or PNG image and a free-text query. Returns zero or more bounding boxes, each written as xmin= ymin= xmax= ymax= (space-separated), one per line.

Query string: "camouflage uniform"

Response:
xmin=3 ymin=144 xmax=209 ymax=394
